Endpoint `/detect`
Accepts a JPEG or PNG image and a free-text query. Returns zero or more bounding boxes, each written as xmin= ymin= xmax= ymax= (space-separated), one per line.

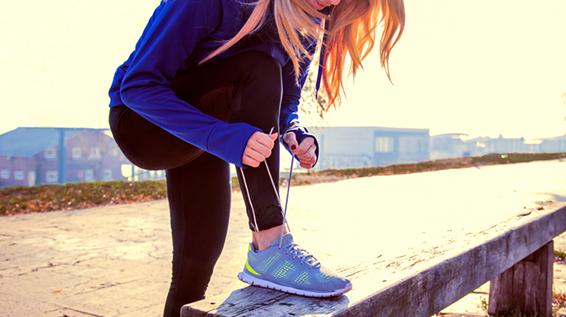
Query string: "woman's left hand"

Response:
xmin=283 ymin=131 xmax=318 ymax=169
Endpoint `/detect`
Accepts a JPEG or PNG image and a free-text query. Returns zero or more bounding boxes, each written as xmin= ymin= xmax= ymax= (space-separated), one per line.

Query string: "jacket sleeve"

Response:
xmin=279 ymin=39 xmax=320 ymax=167
xmin=119 ymin=0 xmax=262 ymax=168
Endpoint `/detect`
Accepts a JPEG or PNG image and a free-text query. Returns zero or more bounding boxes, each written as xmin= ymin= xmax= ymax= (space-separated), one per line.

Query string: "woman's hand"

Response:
xmin=283 ymin=131 xmax=318 ymax=169
xmin=242 ymin=131 xmax=278 ymax=168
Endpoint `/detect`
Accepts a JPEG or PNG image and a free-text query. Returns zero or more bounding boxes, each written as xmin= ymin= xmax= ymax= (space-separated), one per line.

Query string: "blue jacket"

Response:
xmin=107 ymin=0 xmax=332 ymax=168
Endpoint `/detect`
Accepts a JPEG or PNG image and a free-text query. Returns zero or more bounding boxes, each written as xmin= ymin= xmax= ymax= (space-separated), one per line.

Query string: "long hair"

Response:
xmin=198 ymin=0 xmax=405 ymax=112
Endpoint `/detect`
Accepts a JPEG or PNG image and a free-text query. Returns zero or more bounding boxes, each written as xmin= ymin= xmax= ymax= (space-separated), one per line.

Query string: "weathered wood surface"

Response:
xmin=182 ymin=203 xmax=566 ymax=316
xmin=489 ymin=240 xmax=554 ymax=316
xmin=182 ymin=160 xmax=566 ymax=316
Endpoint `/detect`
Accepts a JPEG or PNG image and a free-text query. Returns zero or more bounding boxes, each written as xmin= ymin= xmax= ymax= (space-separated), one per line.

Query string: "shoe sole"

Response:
xmin=237 ymin=270 xmax=352 ymax=298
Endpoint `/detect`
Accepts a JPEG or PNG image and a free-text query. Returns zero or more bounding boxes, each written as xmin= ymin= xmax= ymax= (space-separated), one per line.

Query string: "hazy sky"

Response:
xmin=1 ymin=0 xmax=565 ymax=139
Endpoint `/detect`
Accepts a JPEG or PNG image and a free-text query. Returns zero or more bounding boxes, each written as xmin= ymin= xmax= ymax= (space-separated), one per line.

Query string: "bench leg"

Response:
xmin=488 ymin=240 xmax=553 ymax=316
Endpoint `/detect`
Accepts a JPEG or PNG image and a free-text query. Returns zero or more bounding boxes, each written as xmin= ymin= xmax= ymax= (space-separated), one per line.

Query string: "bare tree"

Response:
xmin=297 ymin=61 xmax=331 ymax=129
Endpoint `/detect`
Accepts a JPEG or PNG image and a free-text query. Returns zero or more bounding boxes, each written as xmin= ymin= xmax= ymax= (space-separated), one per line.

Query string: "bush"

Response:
xmin=0 ymin=180 xmax=166 ymax=216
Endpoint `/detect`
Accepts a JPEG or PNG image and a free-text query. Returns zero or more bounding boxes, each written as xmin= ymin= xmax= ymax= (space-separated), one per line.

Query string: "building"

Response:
xmin=429 ymin=133 xmax=492 ymax=159
xmin=539 ymin=134 xmax=566 ymax=153
xmin=305 ymin=126 xmax=430 ymax=170
xmin=487 ymin=134 xmax=532 ymax=153
xmin=0 ymin=155 xmax=36 ymax=187
xmin=0 ymin=127 xmax=129 ymax=188
xmin=431 ymin=133 xmax=566 ymax=159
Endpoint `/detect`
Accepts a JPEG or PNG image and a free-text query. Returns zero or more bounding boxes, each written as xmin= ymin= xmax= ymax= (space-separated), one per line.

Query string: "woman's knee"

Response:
xmin=239 ymin=51 xmax=282 ymax=78
xmin=241 ymin=52 xmax=281 ymax=86
xmin=235 ymin=51 xmax=282 ymax=102
xmin=108 ymin=105 xmax=204 ymax=170
xmin=228 ymin=52 xmax=283 ymax=129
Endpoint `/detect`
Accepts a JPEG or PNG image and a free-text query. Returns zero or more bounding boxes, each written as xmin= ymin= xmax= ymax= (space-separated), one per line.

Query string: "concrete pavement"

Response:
xmin=1 ymin=159 xmax=565 ymax=316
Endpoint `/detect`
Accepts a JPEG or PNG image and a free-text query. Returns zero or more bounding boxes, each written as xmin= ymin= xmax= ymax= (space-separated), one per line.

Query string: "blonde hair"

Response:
xmin=198 ymin=0 xmax=405 ymax=112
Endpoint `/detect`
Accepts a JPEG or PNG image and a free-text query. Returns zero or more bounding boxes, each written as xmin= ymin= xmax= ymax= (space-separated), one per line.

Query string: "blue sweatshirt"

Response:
xmin=107 ymin=0 xmax=332 ymax=168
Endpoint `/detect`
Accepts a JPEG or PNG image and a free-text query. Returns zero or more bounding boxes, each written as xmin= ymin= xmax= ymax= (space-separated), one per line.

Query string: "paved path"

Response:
xmin=1 ymin=159 xmax=565 ymax=316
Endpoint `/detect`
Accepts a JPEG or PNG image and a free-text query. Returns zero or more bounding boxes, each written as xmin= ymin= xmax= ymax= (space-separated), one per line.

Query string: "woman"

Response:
xmin=107 ymin=0 xmax=404 ymax=315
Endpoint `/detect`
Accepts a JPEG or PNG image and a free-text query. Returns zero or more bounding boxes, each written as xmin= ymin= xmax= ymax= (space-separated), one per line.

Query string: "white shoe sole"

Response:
xmin=237 ymin=270 xmax=352 ymax=298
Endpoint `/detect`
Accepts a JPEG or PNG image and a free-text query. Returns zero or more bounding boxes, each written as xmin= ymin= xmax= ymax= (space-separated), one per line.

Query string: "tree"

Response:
xmin=297 ymin=58 xmax=331 ymax=129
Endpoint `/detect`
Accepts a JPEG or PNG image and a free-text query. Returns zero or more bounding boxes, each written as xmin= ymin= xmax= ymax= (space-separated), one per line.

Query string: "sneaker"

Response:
xmin=237 ymin=232 xmax=352 ymax=297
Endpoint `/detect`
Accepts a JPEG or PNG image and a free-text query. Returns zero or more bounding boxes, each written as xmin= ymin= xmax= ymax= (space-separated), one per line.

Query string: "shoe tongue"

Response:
xmin=270 ymin=232 xmax=294 ymax=248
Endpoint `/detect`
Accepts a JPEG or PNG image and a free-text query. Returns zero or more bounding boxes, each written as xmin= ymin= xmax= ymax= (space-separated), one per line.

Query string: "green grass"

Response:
xmin=312 ymin=152 xmax=566 ymax=179
xmin=0 ymin=180 xmax=166 ymax=216
xmin=1 ymin=152 xmax=564 ymax=216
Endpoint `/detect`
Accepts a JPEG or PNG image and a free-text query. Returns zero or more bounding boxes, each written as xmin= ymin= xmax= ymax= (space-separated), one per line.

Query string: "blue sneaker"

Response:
xmin=237 ymin=232 xmax=352 ymax=297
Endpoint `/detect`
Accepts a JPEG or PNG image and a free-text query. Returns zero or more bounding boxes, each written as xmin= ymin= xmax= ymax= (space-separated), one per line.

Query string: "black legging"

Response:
xmin=108 ymin=51 xmax=287 ymax=317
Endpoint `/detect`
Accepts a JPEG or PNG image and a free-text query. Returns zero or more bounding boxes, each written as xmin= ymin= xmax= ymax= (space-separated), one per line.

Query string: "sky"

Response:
xmin=1 ymin=0 xmax=565 ymax=140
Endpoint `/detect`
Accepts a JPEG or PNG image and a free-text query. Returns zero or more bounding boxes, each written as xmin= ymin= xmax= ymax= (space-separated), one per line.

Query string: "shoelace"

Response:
xmin=239 ymin=127 xmax=321 ymax=268
xmin=238 ymin=127 xmax=295 ymax=249
xmin=284 ymin=242 xmax=321 ymax=268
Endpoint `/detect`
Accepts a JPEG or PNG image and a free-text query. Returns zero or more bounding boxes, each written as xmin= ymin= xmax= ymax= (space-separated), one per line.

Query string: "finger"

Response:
xmin=305 ymin=158 xmax=315 ymax=168
xmin=284 ymin=132 xmax=299 ymax=150
xmin=306 ymin=144 xmax=316 ymax=158
xmin=298 ymin=143 xmax=315 ymax=157
xmin=300 ymin=161 xmax=313 ymax=169
xmin=250 ymin=140 xmax=271 ymax=158
xmin=255 ymin=132 xmax=276 ymax=149
xmin=300 ymin=156 xmax=315 ymax=166
xmin=301 ymin=153 xmax=316 ymax=163
xmin=303 ymin=148 xmax=317 ymax=164
xmin=296 ymin=137 xmax=314 ymax=156
xmin=297 ymin=143 xmax=316 ymax=161
xmin=245 ymin=147 xmax=264 ymax=162
xmin=242 ymin=155 xmax=260 ymax=167
xmin=243 ymin=156 xmax=260 ymax=168
xmin=251 ymin=145 xmax=271 ymax=161
xmin=269 ymin=132 xmax=278 ymax=140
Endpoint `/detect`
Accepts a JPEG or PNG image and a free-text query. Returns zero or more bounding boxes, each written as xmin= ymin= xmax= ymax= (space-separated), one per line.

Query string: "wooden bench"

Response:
xmin=180 ymin=161 xmax=566 ymax=316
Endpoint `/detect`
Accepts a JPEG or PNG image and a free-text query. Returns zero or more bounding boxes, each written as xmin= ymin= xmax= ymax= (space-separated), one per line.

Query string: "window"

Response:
xmin=103 ymin=169 xmax=112 ymax=181
xmin=374 ymin=136 xmax=394 ymax=153
xmin=72 ymin=147 xmax=82 ymax=159
xmin=13 ymin=170 xmax=24 ymax=181
xmin=27 ymin=171 xmax=36 ymax=186
xmin=89 ymin=147 xmax=101 ymax=160
xmin=84 ymin=169 xmax=94 ymax=181
xmin=46 ymin=170 xmax=58 ymax=183
xmin=27 ymin=171 xmax=35 ymax=186
xmin=0 ymin=169 xmax=10 ymax=179
xmin=44 ymin=147 xmax=56 ymax=159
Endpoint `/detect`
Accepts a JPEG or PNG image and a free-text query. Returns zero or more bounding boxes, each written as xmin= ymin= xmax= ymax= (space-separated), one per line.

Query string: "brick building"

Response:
xmin=0 ymin=127 xmax=129 ymax=188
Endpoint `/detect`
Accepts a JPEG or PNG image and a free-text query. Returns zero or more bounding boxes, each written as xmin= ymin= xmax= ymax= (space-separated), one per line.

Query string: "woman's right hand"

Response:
xmin=242 ymin=131 xmax=278 ymax=168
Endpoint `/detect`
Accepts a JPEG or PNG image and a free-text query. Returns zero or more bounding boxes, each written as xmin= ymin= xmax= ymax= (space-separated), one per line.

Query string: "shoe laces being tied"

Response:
xmin=239 ymin=127 xmax=321 ymax=267
xmin=283 ymin=242 xmax=321 ymax=268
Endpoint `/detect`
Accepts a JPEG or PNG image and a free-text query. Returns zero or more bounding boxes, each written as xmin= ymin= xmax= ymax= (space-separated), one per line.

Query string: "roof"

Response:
xmin=310 ymin=126 xmax=430 ymax=133
xmin=0 ymin=127 xmax=108 ymax=157
xmin=432 ymin=133 xmax=469 ymax=137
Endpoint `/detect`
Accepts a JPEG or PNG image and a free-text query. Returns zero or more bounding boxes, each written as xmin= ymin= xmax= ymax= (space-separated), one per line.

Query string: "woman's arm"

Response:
xmin=279 ymin=39 xmax=320 ymax=167
xmin=119 ymin=0 xmax=262 ymax=168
